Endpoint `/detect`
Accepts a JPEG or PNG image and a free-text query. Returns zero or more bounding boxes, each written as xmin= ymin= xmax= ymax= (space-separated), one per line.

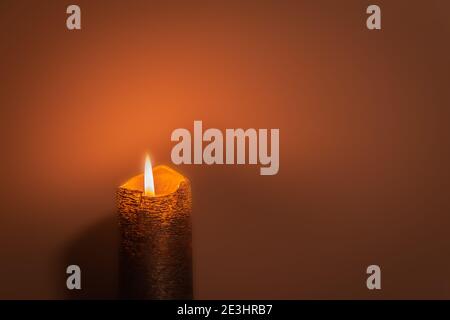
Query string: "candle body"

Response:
xmin=117 ymin=166 xmax=192 ymax=299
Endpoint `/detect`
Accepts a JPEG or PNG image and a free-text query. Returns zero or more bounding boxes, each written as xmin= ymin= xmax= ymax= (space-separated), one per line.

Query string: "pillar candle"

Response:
xmin=117 ymin=157 xmax=193 ymax=299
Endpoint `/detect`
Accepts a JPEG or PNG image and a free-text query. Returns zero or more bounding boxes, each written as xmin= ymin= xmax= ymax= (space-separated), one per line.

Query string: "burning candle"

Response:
xmin=117 ymin=154 xmax=193 ymax=299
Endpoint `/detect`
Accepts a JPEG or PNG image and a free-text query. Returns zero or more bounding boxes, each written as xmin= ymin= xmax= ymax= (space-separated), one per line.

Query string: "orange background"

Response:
xmin=0 ymin=0 xmax=449 ymax=299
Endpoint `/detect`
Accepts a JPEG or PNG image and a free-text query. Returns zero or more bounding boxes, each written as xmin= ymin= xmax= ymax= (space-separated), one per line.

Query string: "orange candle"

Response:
xmin=117 ymin=154 xmax=193 ymax=299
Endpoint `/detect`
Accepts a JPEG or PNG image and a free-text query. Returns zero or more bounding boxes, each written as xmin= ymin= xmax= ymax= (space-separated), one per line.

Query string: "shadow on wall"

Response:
xmin=60 ymin=212 xmax=119 ymax=299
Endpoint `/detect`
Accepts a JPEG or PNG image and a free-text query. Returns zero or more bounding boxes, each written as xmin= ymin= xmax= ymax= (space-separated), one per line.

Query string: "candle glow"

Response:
xmin=144 ymin=154 xmax=155 ymax=196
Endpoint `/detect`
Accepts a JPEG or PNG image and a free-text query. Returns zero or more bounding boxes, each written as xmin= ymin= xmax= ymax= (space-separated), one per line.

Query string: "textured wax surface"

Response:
xmin=118 ymin=173 xmax=192 ymax=299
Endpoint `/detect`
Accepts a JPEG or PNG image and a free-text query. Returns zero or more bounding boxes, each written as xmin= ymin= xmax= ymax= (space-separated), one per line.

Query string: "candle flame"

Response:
xmin=144 ymin=154 xmax=155 ymax=196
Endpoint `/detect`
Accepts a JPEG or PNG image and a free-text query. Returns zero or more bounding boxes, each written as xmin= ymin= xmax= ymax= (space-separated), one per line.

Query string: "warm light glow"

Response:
xmin=144 ymin=154 xmax=155 ymax=196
